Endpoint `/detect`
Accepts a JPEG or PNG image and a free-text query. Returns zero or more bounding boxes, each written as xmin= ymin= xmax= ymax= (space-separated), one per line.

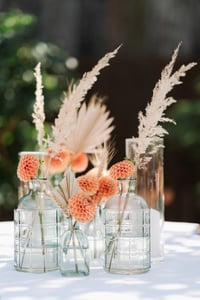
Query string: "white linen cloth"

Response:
xmin=0 ymin=221 xmax=199 ymax=300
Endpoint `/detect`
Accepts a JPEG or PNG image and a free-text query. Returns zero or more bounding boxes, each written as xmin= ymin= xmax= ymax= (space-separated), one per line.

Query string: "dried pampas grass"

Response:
xmin=48 ymin=46 xmax=121 ymax=153
xmin=88 ymin=141 xmax=116 ymax=177
xmin=64 ymin=95 xmax=114 ymax=154
xmin=131 ymin=43 xmax=197 ymax=169
xmin=51 ymin=169 xmax=81 ymax=216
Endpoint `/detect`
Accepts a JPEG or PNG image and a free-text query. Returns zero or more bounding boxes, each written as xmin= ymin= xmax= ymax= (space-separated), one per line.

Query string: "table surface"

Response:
xmin=0 ymin=221 xmax=200 ymax=300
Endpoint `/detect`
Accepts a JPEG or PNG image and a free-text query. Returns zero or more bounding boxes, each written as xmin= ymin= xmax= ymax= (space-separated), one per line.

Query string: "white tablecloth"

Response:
xmin=0 ymin=221 xmax=199 ymax=300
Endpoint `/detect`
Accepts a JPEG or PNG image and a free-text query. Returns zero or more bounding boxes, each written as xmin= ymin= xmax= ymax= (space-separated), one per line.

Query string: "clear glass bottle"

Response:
xmin=81 ymin=205 xmax=104 ymax=261
xmin=14 ymin=178 xmax=61 ymax=273
xmin=59 ymin=217 xmax=90 ymax=276
xmin=126 ymin=137 xmax=164 ymax=262
xmin=104 ymin=178 xmax=150 ymax=274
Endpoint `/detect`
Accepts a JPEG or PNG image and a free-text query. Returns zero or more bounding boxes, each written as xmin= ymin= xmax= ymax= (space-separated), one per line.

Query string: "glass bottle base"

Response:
xmin=104 ymin=266 xmax=150 ymax=275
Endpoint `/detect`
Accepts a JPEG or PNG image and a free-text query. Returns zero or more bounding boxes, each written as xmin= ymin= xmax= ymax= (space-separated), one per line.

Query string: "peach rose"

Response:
xmin=70 ymin=152 xmax=88 ymax=173
xmin=47 ymin=149 xmax=71 ymax=174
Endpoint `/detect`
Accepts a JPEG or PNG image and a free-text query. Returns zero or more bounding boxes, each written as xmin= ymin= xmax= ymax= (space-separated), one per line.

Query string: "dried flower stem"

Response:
xmin=32 ymin=63 xmax=45 ymax=149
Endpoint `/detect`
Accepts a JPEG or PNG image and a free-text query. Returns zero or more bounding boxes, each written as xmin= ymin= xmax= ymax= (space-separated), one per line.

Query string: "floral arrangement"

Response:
xmin=15 ymin=46 xmax=122 ymax=275
xmin=15 ymin=41 xmax=197 ymax=275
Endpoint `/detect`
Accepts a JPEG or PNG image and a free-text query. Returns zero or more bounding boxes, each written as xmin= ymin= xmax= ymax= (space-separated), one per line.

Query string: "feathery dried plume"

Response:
xmin=64 ymin=95 xmax=114 ymax=155
xmin=48 ymin=46 xmax=121 ymax=152
xmin=51 ymin=169 xmax=81 ymax=216
xmin=89 ymin=140 xmax=116 ymax=177
xmin=32 ymin=63 xmax=45 ymax=149
xmin=132 ymin=43 xmax=197 ymax=169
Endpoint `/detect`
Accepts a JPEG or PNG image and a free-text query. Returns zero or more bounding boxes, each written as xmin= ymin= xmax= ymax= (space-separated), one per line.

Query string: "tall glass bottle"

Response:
xmin=126 ymin=137 xmax=164 ymax=262
xmin=14 ymin=178 xmax=61 ymax=273
xmin=104 ymin=178 xmax=150 ymax=274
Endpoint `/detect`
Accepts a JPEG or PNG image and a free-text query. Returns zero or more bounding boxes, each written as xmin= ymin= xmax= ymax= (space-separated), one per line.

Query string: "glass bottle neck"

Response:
xmin=29 ymin=178 xmax=48 ymax=193
xmin=117 ymin=178 xmax=136 ymax=194
xmin=18 ymin=177 xmax=55 ymax=210
xmin=29 ymin=178 xmax=50 ymax=208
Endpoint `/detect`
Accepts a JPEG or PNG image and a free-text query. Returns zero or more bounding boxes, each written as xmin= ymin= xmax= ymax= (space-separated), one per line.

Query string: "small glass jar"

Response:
xmin=104 ymin=178 xmax=150 ymax=275
xmin=14 ymin=178 xmax=61 ymax=273
xmin=59 ymin=217 xmax=90 ymax=277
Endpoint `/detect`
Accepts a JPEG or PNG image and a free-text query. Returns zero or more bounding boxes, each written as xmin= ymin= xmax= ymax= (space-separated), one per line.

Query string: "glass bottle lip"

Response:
xmin=30 ymin=177 xmax=48 ymax=181
xmin=116 ymin=177 xmax=136 ymax=182
xmin=18 ymin=151 xmax=49 ymax=157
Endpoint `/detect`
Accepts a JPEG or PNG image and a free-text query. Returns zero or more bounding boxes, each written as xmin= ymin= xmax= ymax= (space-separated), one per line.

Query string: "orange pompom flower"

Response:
xmin=90 ymin=194 xmax=102 ymax=206
xmin=17 ymin=154 xmax=40 ymax=182
xmin=70 ymin=152 xmax=88 ymax=173
xmin=96 ymin=175 xmax=118 ymax=200
xmin=109 ymin=160 xmax=135 ymax=179
xmin=47 ymin=149 xmax=71 ymax=174
xmin=68 ymin=193 xmax=96 ymax=223
xmin=77 ymin=174 xmax=99 ymax=195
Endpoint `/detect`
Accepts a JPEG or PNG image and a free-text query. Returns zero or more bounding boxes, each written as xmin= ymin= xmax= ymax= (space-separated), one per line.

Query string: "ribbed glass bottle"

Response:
xmin=126 ymin=137 xmax=164 ymax=262
xmin=104 ymin=178 xmax=151 ymax=274
xmin=14 ymin=178 xmax=61 ymax=273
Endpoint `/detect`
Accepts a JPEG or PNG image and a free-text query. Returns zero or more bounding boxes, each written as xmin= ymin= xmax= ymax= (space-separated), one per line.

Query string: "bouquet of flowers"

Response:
xmin=15 ymin=46 xmax=121 ymax=274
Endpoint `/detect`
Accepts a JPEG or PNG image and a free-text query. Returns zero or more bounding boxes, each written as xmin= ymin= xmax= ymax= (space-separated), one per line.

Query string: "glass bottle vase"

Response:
xmin=59 ymin=217 xmax=90 ymax=277
xmin=104 ymin=178 xmax=151 ymax=274
xmin=81 ymin=205 xmax=104 ymax=261
xmin=14 ymin=178 xmax=61 ymax=273
xmin=126 ymin=137 xmax=164 ymax=262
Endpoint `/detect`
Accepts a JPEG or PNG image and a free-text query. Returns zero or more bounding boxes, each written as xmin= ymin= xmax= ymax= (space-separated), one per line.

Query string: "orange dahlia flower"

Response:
xmin=96 ymin=175 xmax=118 ymax=200
xmin=90 ymin=193 xmax=104 ymax=206
xmin=70 ymin=152 xmax=88 ymax=173
xmin=68 ymin=193 xmax=96 ymax=222
xmin=109 ymin=160 xmax=135 ymax=179
xmin=47 ymin=149 xmax=71 ymax=174
xmin=17 ymin=154 xmax=39 ymax=182
xmin=77 ymin=174 xmax=99 ymax=195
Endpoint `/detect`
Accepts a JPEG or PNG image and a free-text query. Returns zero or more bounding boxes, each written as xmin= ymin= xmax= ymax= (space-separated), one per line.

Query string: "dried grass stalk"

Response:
xmin=32 ymin=63 xmax=45 ymax=149
xmin=132 ymin=43 xmax=197 ymax=169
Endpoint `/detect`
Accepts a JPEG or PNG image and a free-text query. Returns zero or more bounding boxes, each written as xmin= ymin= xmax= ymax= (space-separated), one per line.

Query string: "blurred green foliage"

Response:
xmin=166 ymin=98 xmax=200 ymax=217
xmin=166 ymin=99 xmax=200 ymax=159
xmin=0 ymin=10 xmax=77 ymax=216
